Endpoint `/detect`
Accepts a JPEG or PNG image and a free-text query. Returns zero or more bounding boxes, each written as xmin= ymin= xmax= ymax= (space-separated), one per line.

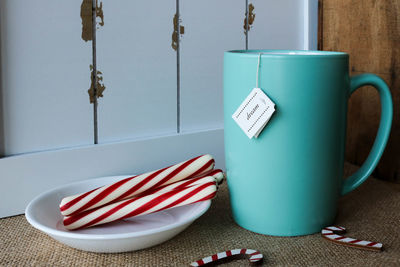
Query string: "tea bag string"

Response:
xmin=256 ymin=53 xmax=263 ymax=88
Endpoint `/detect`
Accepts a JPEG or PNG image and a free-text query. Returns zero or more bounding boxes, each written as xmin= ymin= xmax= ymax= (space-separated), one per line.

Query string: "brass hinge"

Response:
xmin=88 ymin=65 xmax=106 ymax=104
xmin=244 ymin=3 xmax=255 ymax=34
xmin=80 ymin=0 xmax=105 ymax=42
xmin=172 ymin=13 xmax=184 ymax=51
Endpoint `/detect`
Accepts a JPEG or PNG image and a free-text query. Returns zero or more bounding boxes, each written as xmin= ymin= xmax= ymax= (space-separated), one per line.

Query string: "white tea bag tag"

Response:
xmin=232 ymin=88 xmax=275 ymax=139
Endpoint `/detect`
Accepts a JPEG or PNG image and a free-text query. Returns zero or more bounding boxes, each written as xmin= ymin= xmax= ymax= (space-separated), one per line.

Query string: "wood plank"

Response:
xmin=0 ymin=129 xmax=224 ymax=217
xmin=96 ymin=0 xmax=177 ymax=143
xmin=179 ymin=0 xmax=244 ymax=132
xmin=248 ymin=0 xmax=308 ymax=49
xmin=0 ymin=0 xmax=93 ymax=155
xmin=322 ymin=0 xmax=400 ymax=182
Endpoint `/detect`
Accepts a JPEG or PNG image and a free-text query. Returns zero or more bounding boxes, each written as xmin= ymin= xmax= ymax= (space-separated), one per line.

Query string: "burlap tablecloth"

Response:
xmin=1 ymin=163 xmax=399 ymax=266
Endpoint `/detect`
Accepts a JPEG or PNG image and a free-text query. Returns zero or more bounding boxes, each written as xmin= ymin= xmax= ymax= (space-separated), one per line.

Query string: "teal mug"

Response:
xmin=223 ymin=50 xmax=393 ymax=236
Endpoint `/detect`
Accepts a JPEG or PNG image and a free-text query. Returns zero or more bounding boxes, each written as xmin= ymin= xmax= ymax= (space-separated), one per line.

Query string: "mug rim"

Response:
xmin=226 ymin=49 xmax=348 ymax=58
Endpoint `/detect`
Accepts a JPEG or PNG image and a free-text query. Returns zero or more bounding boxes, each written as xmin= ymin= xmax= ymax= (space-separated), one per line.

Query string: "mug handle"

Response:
xmin=341 ymin=73 xmax=393 ymax=195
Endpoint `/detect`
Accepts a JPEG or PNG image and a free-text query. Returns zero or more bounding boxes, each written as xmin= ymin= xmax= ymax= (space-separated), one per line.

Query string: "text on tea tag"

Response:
xmin=232 ymin=88 xmax=275 ymax=139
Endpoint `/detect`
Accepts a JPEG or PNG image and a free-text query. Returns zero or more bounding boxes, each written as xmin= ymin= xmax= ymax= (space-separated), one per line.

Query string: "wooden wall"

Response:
xmin=321 ymin=0 xmax=400 ymax=182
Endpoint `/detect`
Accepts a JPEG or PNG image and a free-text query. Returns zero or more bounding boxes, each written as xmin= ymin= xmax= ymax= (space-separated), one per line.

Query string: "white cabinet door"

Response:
xmin=96 ymin=0 xmax=177 ymax=143
xmin=248 ymin=0 xmax=314 ymax=50
xmin=0 ymin=0 xmax=93 ymax=156
xmin=180 ymin=0 xmax=244 ymax=133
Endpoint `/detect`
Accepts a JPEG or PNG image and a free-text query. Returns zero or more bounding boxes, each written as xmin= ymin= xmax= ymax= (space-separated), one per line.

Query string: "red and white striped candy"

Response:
xmin=321 ymin=226 xmax=383 ymax=251
xmin=190 ymin=248 xmax=263 ymax=266
xmin=197 ymin=169 xmax=225 ymax=185
xmin=60 ymin=154 xmax=215 ymax=216
xmin=63 ymin=180 xmax=217 ymax=230
xmin=135 ymin=169 xmax=224 ymax=197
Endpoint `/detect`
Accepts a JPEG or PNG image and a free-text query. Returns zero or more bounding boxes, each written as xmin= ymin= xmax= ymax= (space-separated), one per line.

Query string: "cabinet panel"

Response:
xmin=96 ymin=0 xmax=177 ymax=143
xmin=0 ymin=0 xmax=93 ymax=155
xmin=248 ymin=0 xmax=306 ymax=49
xmin=180 ymin=0 xmax=245 ymax=132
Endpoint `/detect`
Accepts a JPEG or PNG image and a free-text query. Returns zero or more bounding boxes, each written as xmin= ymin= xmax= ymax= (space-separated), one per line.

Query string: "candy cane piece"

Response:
xmin=190 ymin=248 xmax=263 ymax=266
xmin=194 ymin=169 xmax=225 ymax=185
xmin=60 ymin=154 xmax=215 ymax=216
xmin=137 ymin=170 xmax=224 ymax=197
xmin=321 ymin=226 xmax=383 ymax=251
xmin=63 ymin=180 xmax=217 ymax=230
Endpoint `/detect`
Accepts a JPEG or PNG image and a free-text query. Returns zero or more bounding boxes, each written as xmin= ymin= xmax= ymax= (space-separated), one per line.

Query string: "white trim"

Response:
xmin=303 ymin=0 xmax=319 ymax=50
xmin=0 ymin=129 xmax=224 ymax=218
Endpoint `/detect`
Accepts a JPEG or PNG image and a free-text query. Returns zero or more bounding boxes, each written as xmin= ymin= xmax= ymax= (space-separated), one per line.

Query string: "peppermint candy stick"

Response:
xmin=60 ymin=154 xmax=214 ymax=216
xmin=136 ymin=169 xmax=224 ymax=197
xmin=64 ymin=181 xmax=217 ymax=230
xmin=196 ymin=169 xmax=225 ymax=185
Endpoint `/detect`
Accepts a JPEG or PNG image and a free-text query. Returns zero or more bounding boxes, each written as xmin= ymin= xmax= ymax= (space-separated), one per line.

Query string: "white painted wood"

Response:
xmin=96 ymin=0 xmax=177 ymax=143
xmin=248 ymin=0 xmax=306 ymax=50
xmin=303 ymin=0 xmax=319 ymax=50
xmin=0 ymin=0 xmax=93 ymax=156
xmin=0 ymin=129 xmax=224 ymax=218
xmin=179 ymin=0 xmax=244 ymax=133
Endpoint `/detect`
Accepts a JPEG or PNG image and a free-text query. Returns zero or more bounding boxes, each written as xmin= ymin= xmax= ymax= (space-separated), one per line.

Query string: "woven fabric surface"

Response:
xmin=1 ymin=163 xmax=399 ymax=266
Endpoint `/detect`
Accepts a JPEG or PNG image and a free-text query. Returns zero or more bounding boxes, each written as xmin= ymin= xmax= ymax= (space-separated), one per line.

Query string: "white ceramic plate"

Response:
xmin=25 ymin=175 xmax=211 ymax=253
